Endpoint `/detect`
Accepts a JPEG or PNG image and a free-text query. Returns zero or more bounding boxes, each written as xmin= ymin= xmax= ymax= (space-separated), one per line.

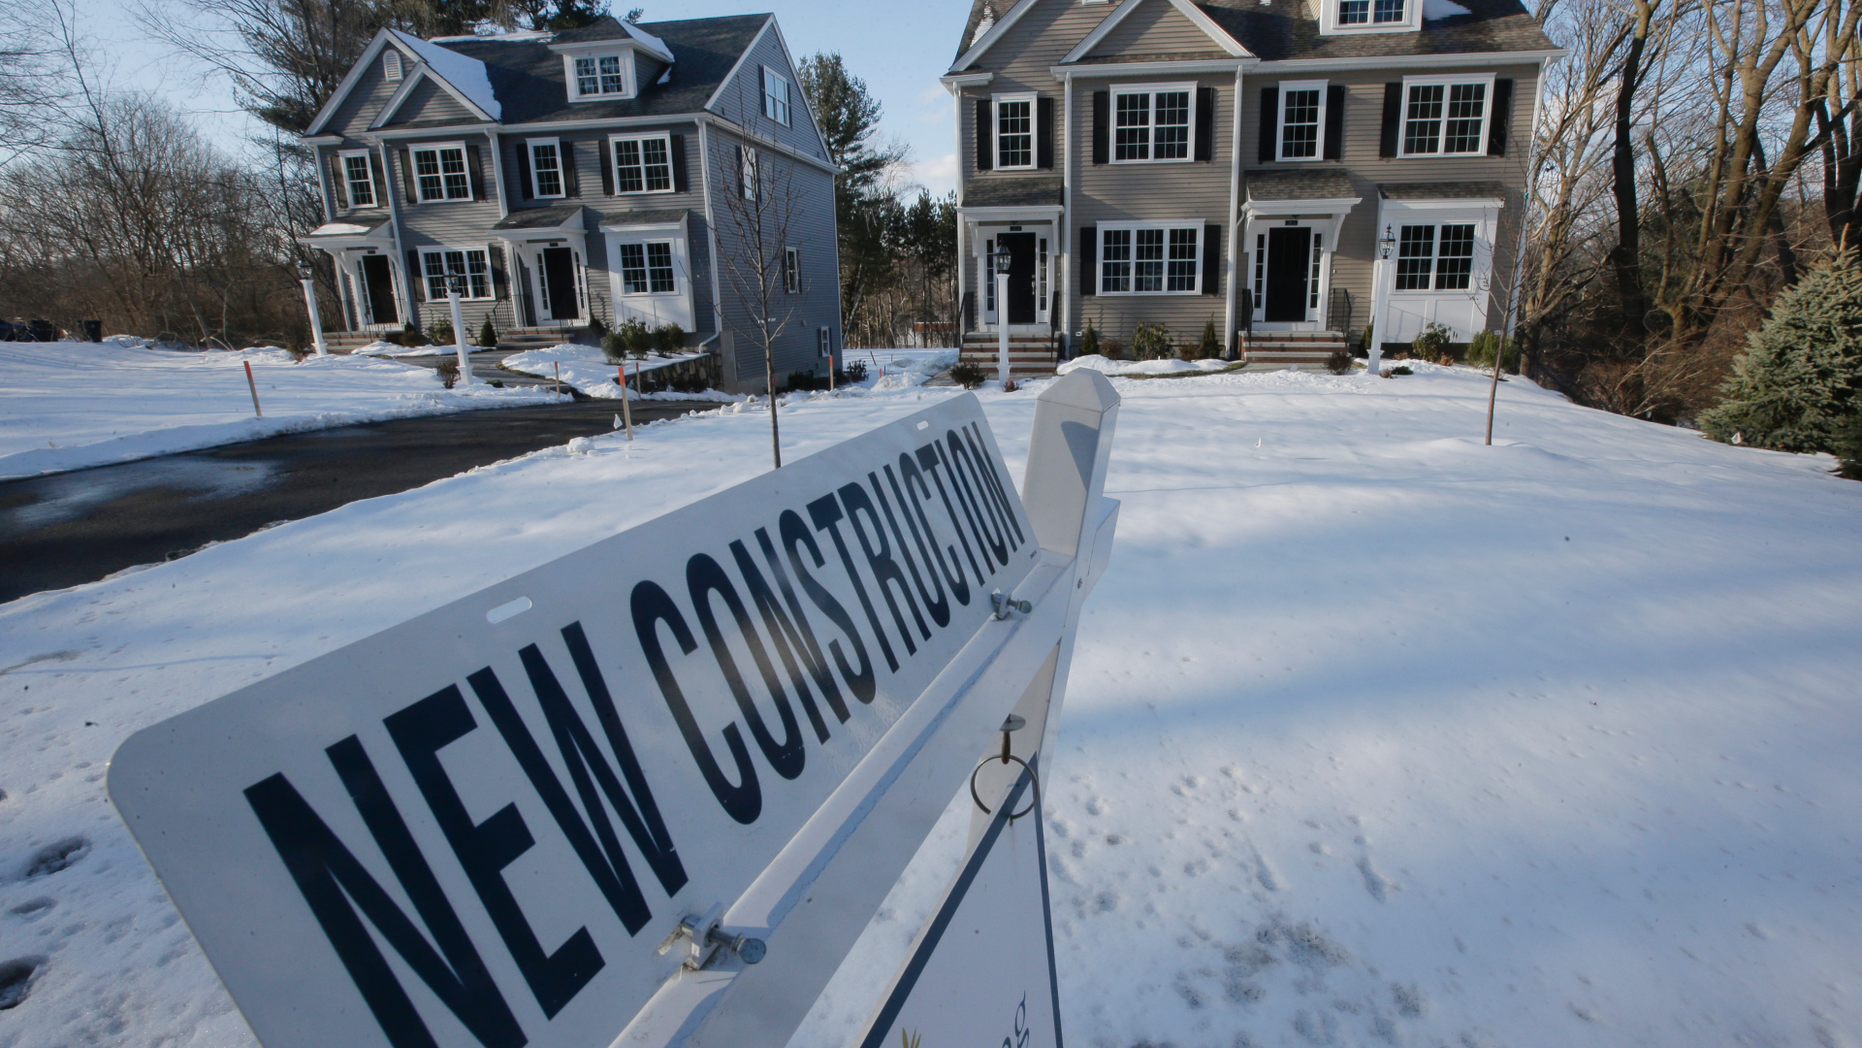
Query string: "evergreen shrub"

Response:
xmin=1131 ymin=321 xmax=1172 ymax=360
xmin=427 ymin=319 xmax=454 ymax=346
xmin=478 ymin=317 xmax=498 ymax=348
xmin=1199 ymin=317 xmax=1222 ymax=359
xmin=1080 ymin=320 xmax=1101 ymax=358
xmin=1700 ymin=248 xmax=1862 ymax=455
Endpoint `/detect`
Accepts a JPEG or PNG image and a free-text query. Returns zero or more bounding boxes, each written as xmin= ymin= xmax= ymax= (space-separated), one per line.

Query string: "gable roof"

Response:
xmin=951 ymin=0 xmax=1556 ymax=69
xmin=1063 ymin=0 xmax=1252 ymax=62
xmin=305 ymin=13 xmax=773 ymax=137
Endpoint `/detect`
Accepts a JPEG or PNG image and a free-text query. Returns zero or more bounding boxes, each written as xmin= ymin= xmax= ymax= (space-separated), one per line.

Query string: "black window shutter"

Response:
xmin=1258 ymin=87 xmax=1278 ymax=163
xmin=406 ymin=249 xmax=424 ymax=300
xmin=599 ymin=138 xmax=614 ymax=195
xmin=399 ymin=148 xmax=416 ymax=202
xmin=1195 ymin=87 xmax=1215 ymax=162
xmin=1324 ymin=85 xmax=1346 ymax=160
xmin=1092 ymin=91 xmax=1108 ymax=164
xmin=670 ymin=134 xmax=688 ymax=191
xmin=1202 ymin=224 xmax=1221 ymax=295
xmin=562 ymin=141 xmax=579 ymax=196
xmin=514 ymin=143 xmax=533 ymax=200
xmin=328 ymin=154 xmax=349 ymax=209
xmin=1380 ymin=83 xmax=1402 ymax=158
xmin=467 ymin=143 xmax=484 ymax=200
xmin=489 ymin=245 xmax=508 ymax=300
xmin=369 ymin=152 xmax=389 ymax=204
xmin=976 ymin=98 xmax=993 ymax=171
xmin=1037 ymin=97 xmax=1054 ymax=169
xmin=1079 ymin=226 xmax=1096 ymax=296
xmin=1487 ymin=79 xmax=1513 ymax=156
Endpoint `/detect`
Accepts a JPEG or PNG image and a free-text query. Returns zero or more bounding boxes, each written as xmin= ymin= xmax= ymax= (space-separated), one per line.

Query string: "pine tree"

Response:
xmin=1700 ymin=248 xmax=1862 ymax=454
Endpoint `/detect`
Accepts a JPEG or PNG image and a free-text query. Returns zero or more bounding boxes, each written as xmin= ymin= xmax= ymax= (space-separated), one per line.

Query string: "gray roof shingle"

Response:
xmin=1246 ymin=169 xmax=1357 ymax=200
xmin=437 ymin=14 xmax=769 ymax=127
xmin=961 ymin=175 xmax=1065 ymax=208
xmin=1378 ymin=180 xmax=1510 ymax=199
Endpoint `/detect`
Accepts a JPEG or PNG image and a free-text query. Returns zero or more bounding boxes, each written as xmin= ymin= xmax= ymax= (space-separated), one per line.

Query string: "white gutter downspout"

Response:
xmin=1223 ymin=65 xmax=1244 ymax=359
xmin=697 ymin=120 xmax=728 ymax=381
xmin=1060 ymin=71 xmax=1073 ymax=357
xmin=954 ymin=82 xmax=968 ymax=342
xmin=375 ymin=138 xmax=413 ymax=328
xmin=1502 ymin=60 xmax=1550 ymax=340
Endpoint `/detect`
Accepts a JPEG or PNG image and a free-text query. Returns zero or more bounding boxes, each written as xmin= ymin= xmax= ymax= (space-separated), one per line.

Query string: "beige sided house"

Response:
xmin=944 ymin=0 xmax=1560 ymax=372
xmin=300 ymin=13 xmax=841 ymax=393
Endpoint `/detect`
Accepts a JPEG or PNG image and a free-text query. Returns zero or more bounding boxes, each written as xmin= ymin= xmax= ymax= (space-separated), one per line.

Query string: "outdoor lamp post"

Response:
xmin=991 ymin=244 xmax=1013 ymax=388
xmin=1369 ymin=225 xmax=1398 ymax=377
xmin=296 ymin=261 xmax=328 ymax=356
xmin=445 ymin=272 xmax=473 ymax=384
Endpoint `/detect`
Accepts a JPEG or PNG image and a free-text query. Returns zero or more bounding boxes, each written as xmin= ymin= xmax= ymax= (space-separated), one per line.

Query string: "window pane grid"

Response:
xmin=985 ymin=239 xmax=997 ymax=310
xmin=619 ymin=243 xmax=647 ymax=294
xmin=1281 ymin=89 xmax=1321 ymax=159
xmin=646 ymin=242 xmax=675 ymax=293
xmin=1396 ymin=225 xmax=1435 ymax=290
xmin=1154 ymin=91 xmax=1190 ymax=160
xmin=1167 ymin=228 xmax=1198 ymax=292
xmin=1404 ymin=85 xmax=1444 ymax=154
xmin=613 ymin=136 xmax=672 ymax=194
xmin=997 ymin=100 xmax=1032 ymax=168
xmin=1133 ymin=229 xmax=1165 ymax=292
xmin=1101 ymin=230 xmax=1132 ymax=293
xmin=422 ymin=248 xmax=489 ymax=299
xmin=1339 ymin=0 xmax=1369 ymax=23
xmin=531 ymin=143 xmax=561 ymax=196
xmin=1373 ymin=0 xmax=1404 ymax=20
xmin=344 ymin=155 xmax=374 ymax=206
xmin=1435 ymin=224 xmax=1475 ymax=289
xmin=598 ymin=55 xmax=623 ymax=95
xmin=575 ymin=55 xmax=626 ymax=96
xmin=1309 ymin=234 xmax=1324 ymax=308
xmin=575 ymin=57 xmax=598 ymax=96
xmin=1443 ymin=83 xmax=1487 ymax=153
xmin=1115 ymin=94 xmax=1150 ymax=161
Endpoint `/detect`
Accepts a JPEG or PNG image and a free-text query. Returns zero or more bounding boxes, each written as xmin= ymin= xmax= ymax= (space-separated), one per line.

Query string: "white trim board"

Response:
xmin=1062 ymin=0 xmax=1252 ymax=63
xmin=1050 ymin=58 xmax=1251 ymax=78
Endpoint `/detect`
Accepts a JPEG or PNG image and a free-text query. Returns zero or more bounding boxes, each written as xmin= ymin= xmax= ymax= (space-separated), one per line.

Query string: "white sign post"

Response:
xmin=109 ymin=372 xmax=1119 ymax=1048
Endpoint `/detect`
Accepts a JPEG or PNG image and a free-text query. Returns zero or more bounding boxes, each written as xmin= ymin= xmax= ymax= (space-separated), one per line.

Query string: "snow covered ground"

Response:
xmin=497 ymin=344 xmax=716 ymax=399
xmin=2 ymin=363 xmax=1858 ymax=1048
xmin=0 ymin=342 xmax=564 ymax=480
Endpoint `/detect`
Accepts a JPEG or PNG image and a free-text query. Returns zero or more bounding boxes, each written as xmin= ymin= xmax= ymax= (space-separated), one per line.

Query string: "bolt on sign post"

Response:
xmin=109 ymin=372 xmax=1121 ymax=1048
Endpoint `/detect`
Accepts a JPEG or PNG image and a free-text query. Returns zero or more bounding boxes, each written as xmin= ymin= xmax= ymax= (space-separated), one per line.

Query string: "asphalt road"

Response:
xmin=0 ymin=397 xmax=721 ymax=604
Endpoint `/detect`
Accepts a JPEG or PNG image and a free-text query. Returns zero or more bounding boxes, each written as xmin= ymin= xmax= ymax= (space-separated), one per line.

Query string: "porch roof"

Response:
xmin=1244 ymin=169 xmax=1354 ymax=202
xmin=598 ymin=208 xmax=691 ymax=227
xmin=1379 ymin=181 xmax=1510 ymax=201
xmin=492 ymin=204 xmax=586 ymax=230
xmin=960 ymin=175 xmax=1064 ymax=210
xmin=306 ymin=218 xmax=393 ymax=240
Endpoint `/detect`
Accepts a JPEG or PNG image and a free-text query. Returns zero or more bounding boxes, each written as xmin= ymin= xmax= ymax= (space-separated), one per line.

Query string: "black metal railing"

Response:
xmin=959 ymin=291 xmax=975 ymax=337
xmin=1327 ymin=287 xmax=1354 ymax=338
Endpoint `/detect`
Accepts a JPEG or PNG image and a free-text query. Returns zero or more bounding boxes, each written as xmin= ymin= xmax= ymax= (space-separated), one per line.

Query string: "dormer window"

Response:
xmin=560 ymin=47 xmax=636 ymax=101
xmin=1339 ymin=0 xmax=1404 ymax=23
xmin=576 ymin=55 xmax=626 ymax=96
xmin=1320 ymin=0 xmax=1418 ymax=33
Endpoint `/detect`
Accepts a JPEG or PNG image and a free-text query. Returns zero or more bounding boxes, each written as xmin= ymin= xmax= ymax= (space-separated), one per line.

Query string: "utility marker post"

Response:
xmin=295 ymin=262 xmax=327 ymax=357
xmin=445 ymin=274 xmax=472 ymax=385
xmin=243 ymin=361 xmax=262 ymax=417
xmin=617 ymin=363 xmax=635 ymax=440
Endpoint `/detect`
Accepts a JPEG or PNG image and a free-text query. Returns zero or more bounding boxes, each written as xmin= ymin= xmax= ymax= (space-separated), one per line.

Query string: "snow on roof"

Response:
xmin=389 ymin=29 xmax=502 ymax=119
xmin=428 ymin=28 xmax=554 ymax=42
xmin=620 ymin=19 xmax=674 ymax=62
xmin=1423 ymin=0 xmax=1475 ymax=18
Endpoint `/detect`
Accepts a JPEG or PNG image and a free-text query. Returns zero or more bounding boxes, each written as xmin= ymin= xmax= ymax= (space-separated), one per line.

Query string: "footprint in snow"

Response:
xmin=23 ymin=837 xmax=89 ymax=880
xmin=0 ymin=957 xmax=40 ymax=1010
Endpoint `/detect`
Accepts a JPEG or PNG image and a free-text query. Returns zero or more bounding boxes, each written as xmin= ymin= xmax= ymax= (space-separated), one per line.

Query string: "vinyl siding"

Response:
xmin=705 ymin=20 xmax=830 ymax=163
xmin=1091 ymin=0 xmax=1228 ymax=57
xmin=703 ymin=126 xmax=840 ymax=391
xmin=324 ymin=59 xmax=397 ymax=139
xmin=1069 ymin=74 xmax=1236 ymax=344
xmin=381 ymin=76 xmax=478 ymax=128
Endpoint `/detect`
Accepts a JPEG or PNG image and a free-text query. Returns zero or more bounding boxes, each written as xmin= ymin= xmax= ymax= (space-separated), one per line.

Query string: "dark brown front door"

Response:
xmin=541 ymin=247 xmax=578 ymax=321
xmin=999 ymin=232 xmax=1038 ymax=324
xmin=1264 ymin=227 xmax=1311 ymax=323
xmin=360 ymin=254 xmax=397 ymax=325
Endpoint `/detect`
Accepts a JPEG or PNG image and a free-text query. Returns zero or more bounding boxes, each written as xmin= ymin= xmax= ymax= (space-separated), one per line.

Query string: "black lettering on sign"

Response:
xmin=386 ymin=685 xmax=604 ymax=1018
xmin=780 ymin=509 xmax=876 ymax=705
xmin=632 ymin=580 xmax=762 ymax=824
xmin=873 ymin=466 xmax=950 ymax=629
xmin=894 ymin=453 xmax=972 ymax=611
xmin=947 ymin=430 xmax=1011 ymax=566
xmin=687 ymin=553 xmax=806 ymax=780
xmin=809 ymin=493 xmax=901 ymax=674
xmin=936 ymin=434 xmax=1007 ymax=571
xmin=839 ymin=481 xmax=929 ymax=654
xmin=915 ymin=443 xmax=986 ymax=591
xmin=244 ymin=739 xmax=525 ymax=1048
xmin=731 ymin=534 xmax=847 ymax=743
xmin=469 ymin=627 xmax=687 ymax=938
xmin=965 ymin=422 xmax=1027 ymax=549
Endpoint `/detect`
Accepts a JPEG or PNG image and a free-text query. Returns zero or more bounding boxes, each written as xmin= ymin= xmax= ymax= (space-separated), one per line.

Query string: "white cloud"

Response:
xmin=910 ymin=153 xmax=960 ymax=197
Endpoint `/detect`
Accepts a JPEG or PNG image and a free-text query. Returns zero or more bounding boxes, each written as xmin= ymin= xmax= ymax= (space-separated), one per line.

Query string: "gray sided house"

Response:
xmin=301 ymin=13 xmax=841 ymax=393
xmin=946 ymin=0 xmax=1561 ymax=369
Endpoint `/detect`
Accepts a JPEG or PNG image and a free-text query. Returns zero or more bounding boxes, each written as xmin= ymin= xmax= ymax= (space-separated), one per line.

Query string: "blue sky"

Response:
xmin=94 ymin=0 xmax=973 ymax=196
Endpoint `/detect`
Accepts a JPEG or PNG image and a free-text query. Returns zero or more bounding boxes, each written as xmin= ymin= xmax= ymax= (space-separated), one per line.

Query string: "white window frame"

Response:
xmin=1275 ymin=80 xmax=1328 ymax=162
xmin=992 ymin=91 xmax=1037 ymax=170
xmin=763 ymin=68 xmax=792 ymax=126
xmin=1392 ymin=221 xmax=1481 ymax=293
xmin=1109 ymin=82 xmax=1197 ymax=165
xmin=784 ymin=246 xmax=800 ymax=294
xmin=526 ymin=138 xmax=566 ymax=199
xmin=419 ymin=246 xmax=493 ymax=300
xmin=741 ymin=145 xmax=758 ymax=200
xmin=615 ymin=239 xmax=680 ymax=296
xmin=1397 ymin=73 xmax=1496 ymax=158
xmin=410 ymin=142 xmax=471 ymax=203
xmin=339 ymin=149 xmax=376 ymax=207
xmin=564 ymin=50 xmax=635 ymax=102
xmin=1319 ymin=0 xmax=1418 ymax=33
xmin=610 ymin=132 xmax=675 ymax=195
xmin=1096 ymin=221 xmax=1203 ymax=295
